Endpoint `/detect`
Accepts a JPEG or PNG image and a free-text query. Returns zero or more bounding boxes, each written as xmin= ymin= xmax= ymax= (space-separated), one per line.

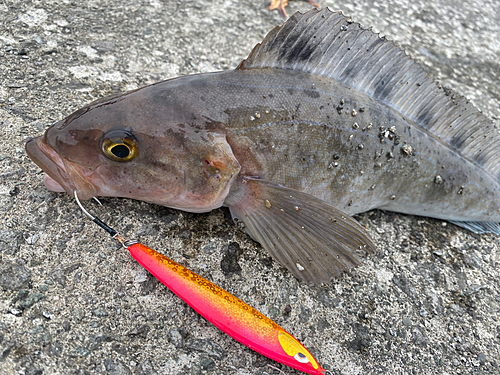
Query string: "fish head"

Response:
xmin=25 ymin=85 xmax=241 ymax=212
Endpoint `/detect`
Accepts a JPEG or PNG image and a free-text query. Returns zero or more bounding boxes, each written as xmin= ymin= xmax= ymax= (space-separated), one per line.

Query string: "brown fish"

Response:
xmin=26 ymin=9 xmax=500 ymax=283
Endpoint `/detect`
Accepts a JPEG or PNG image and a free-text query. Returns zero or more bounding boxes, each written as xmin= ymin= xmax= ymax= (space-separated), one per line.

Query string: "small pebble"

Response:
xmin=75 ymin=346 xmax=90 ymax=357
xmin=478 ymin=353 xmax=487 ymax=365
xmin=20 ymin=293 xmax=46 ymax=309
xmin=0 ymin=262 xmax=31 ymax=290
xmin=401 ymin=144 xmax=413 ymax=155
xmin=41 ymin=332 xmax=52 ymax=344
xmin=168 ymin=328 xmax=184 ymax=348
xmin=10 ymin=308 xmax=22 ymax=316
xmin=92 ymin=307 xmax=108 ymax=317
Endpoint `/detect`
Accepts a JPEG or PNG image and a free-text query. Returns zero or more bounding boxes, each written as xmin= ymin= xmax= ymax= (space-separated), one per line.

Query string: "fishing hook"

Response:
xmin=73 ymin=191 xmax=129 ymax=245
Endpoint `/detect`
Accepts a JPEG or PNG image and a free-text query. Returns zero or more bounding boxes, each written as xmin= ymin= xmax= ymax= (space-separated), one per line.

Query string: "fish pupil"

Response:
xmin=111 ymin=144 xmax=130 ymax=158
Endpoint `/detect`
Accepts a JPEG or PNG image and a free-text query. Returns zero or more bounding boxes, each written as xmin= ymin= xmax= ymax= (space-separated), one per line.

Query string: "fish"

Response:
xmin=25 ymin=8 xmax=500 ymax=284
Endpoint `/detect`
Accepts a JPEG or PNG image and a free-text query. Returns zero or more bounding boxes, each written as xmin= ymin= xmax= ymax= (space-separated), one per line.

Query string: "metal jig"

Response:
xmin=72 ymin=191 xmax=325 ymax=375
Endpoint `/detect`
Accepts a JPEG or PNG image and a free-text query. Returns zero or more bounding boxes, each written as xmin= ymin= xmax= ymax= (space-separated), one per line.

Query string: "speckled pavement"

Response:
xmin=1 ymin=0 xmax=499 ymax=374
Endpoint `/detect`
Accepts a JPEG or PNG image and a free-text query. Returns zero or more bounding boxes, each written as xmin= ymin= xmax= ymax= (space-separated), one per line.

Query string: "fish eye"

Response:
xmin=101 ymin=130 xmax=138 ymax=162
xmin=294 ymin=352 xmax=310 ymax=363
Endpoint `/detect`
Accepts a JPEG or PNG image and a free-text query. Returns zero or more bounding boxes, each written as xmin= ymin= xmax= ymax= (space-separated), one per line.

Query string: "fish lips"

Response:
xmin=25 ymin=135 xmax=96 ymax=200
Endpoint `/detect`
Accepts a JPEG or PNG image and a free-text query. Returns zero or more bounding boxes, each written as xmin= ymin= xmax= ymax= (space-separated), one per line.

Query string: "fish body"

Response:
xmin=133 ymin=68 xmax=499 ymax=223
xmin=26 ymin=9 xmax=500 ymax=283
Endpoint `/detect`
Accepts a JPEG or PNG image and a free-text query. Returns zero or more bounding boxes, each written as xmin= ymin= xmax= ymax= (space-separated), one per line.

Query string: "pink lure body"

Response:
xmin=128 ymin=243 xmax=326 ymax=375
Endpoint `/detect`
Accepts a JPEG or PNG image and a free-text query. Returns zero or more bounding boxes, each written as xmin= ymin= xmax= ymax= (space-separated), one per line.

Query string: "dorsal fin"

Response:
xmin=238 ymin=8 xmax=500 ymax=180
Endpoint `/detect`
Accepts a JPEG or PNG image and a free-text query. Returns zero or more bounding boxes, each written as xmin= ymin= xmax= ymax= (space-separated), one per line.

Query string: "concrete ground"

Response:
xmin=1 ymin=0 xmax=499 ymax=374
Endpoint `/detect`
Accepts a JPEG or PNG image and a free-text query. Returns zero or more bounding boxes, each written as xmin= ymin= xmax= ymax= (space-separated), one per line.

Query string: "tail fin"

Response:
xmin=449 ymin=220 xmax=500 ymax=235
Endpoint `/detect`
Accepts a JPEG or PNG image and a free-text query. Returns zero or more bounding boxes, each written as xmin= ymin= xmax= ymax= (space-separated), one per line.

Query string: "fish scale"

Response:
xmin=206 ymin=70 xmax=498 ymax=220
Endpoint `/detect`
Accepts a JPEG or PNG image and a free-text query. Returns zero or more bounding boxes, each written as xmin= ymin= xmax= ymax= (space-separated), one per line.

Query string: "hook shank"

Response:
xmin=74 ymin=191 xmax=118 ymax=238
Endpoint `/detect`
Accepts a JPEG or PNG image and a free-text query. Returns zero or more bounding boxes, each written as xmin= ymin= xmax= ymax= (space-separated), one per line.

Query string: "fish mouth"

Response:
xmin=25 ymin=135 xmax=97 ymax=200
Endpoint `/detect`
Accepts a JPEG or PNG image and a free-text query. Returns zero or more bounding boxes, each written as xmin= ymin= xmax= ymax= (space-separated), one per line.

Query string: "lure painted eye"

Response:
xmin=101 ymin=130 xmax=138 ymax=162
xmin=294 ymin=352 xmax=310 ymax=364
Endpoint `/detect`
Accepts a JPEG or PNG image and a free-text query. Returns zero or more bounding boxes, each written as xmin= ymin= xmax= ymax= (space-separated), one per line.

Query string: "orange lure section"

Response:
xmin=128 ymin=243 xmax=326 ymax=375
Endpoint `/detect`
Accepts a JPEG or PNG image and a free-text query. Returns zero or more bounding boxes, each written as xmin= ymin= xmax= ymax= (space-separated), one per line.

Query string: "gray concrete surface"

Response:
xmin=1 ymin=0 xmax=499 ymax=374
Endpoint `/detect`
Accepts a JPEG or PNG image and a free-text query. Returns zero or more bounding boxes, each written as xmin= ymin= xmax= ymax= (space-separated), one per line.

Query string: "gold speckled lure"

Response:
xmin=74 ymin=192 xmax=325 ymax=375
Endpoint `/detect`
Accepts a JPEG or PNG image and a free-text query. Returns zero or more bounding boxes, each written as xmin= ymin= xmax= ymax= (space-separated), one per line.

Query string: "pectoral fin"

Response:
xmin=227 ymin=178 xmax=375 ymax=284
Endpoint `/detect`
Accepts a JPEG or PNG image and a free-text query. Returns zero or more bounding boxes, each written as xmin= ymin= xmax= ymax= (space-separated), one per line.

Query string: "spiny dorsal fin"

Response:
xmin=239 ymin=8 xmax=500 ymax=180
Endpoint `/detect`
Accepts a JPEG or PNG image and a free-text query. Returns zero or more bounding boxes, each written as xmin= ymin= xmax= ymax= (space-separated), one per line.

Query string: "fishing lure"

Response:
xmin=74 ymin=192 xmax=326 ymax=375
